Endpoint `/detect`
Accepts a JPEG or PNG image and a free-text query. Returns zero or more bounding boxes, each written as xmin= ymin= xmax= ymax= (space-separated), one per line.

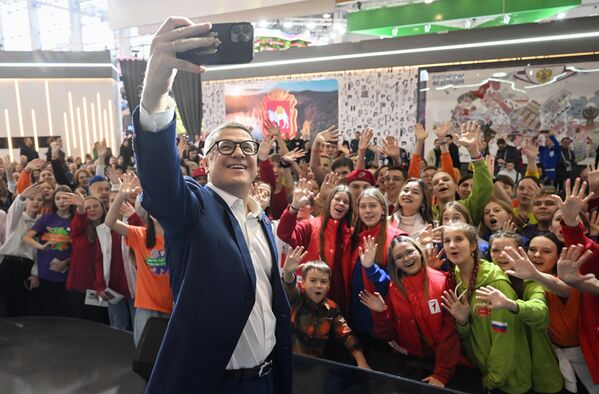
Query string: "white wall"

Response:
xmin=0 ymin=78 xmax=122 ymax=161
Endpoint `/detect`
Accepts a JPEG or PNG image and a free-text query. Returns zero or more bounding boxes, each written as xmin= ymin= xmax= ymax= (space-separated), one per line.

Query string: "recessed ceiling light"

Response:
xmin=323 ymin=13 xmax=332 ymax=18
xmin=492 ymin=72 xmax=508 ymax=77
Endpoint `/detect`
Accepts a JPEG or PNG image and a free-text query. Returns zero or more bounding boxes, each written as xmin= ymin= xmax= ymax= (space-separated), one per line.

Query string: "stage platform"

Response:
xmin=0 ymin=317 xmax=470 ymax=394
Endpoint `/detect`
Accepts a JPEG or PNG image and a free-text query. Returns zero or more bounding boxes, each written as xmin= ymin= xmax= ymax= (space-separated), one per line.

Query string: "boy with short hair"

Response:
xmin=282 ymin=246 xmax=370 ymax=369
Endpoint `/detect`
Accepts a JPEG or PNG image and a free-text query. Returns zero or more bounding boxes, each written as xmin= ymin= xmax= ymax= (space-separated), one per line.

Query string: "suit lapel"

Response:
xmin=205 ymin=186 xmax=256 ymax=290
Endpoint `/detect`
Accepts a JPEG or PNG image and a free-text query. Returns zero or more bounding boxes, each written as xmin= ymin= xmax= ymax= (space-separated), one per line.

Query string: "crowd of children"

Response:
xmin=0 ymin=120 xmax=598 ymax=393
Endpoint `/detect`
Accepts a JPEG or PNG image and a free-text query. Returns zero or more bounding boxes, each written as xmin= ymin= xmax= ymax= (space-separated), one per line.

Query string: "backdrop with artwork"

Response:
xmin=420 ymin=60 xmax=599 ymax=163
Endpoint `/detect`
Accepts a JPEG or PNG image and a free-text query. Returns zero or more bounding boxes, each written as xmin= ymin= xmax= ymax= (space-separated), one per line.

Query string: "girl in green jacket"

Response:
xmin=441 ymin=222 xmax=532 ymax=393
xmin=482 ymin=231 xmax=563 ymax=393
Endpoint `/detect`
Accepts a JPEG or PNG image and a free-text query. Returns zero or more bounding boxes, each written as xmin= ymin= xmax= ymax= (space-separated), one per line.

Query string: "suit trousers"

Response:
xmin=216 ymin=371 xmax=274 ymax=394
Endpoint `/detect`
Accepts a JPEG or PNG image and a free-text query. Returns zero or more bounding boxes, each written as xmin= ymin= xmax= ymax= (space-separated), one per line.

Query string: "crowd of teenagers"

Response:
xmin=0 ymin=118 xmax=598 ymax=394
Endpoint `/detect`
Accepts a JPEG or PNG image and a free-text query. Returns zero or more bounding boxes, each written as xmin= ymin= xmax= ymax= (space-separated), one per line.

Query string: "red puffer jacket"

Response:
xmin=373 ymin=267 xmax=461 ymax=385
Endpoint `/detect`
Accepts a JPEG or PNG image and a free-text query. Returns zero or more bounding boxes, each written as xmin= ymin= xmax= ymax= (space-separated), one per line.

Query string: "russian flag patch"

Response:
xmin=491 ymin=320 xmax=508 ymax=333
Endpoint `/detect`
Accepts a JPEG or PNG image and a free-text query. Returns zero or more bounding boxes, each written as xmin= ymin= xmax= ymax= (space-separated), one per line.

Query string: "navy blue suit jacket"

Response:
xmin=133 ymin=109 xmax=292 ymax=394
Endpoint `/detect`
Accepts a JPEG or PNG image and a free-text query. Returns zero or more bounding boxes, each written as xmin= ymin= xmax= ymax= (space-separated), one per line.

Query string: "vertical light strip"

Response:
xmin=44 ymin=80 xmax=53 ymax=136
xmin=62 ymin=112 xmax=72 ymax=156
xmin=96 ymin=93 xmax=102 ymax=143
xmin=31 ymin=109 xmax=40 ymax=152
xmin=90 ymin=102 xmax=98 ymax=144
xmin=68 ymin=92 xmax=77 ymax=148
xmin=76 ymin=107 xmax=85 ymax=158
xmin=103 ymin=110 xmax=109 ymax=149
xmin=14 ymin=80 xmax=25 ymax=136
xmin=82 ymin=97 xmax=91 ymax=154
xmin=4 ymin=109 xmax=14 ymax=162
xmin=108 ymin=99 xmax=117 ymax=151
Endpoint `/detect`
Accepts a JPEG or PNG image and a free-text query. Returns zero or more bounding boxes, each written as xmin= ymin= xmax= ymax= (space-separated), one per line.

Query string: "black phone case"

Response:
xmin=177 ymin=22 xmax=254 ymax=66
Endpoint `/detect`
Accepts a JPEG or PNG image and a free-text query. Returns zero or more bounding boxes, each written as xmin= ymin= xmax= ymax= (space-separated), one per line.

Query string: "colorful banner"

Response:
xmin=421 ymin=61 xmax=599 ymax=163
xmin=224 ymin=79 xmax=338 ymax=140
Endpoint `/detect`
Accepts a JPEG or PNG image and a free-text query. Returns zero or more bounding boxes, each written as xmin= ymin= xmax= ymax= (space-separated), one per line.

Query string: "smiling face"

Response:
xmin=483 ymin=201 xmax=511 ymax=232
xmin=85 ymin=198 xmax=104 ymax=222
xmin=432 ymin=172 xmax=456 ymax=202
xmin=391 ymin=241 xmax=422 ymax=276
xmin=443 ymin=228 xmax=477 ymax=266
xmin=399 ymin=181 xmax=424 ymax=215
xmin=527 ymin=236 xmax=559 ymax=273
xmin=329 ymin=191 xmax=350 ymax=220
xmin=358 ymin=195 xmax=385 ymax=228
xmin=207 ymin=128 xmax=257 ymax=199
xmin=303 ymin=268 xmax=330 ymax=304
xmin=533 ymin=195 xmax=559 ymax=223
xmin=490 ymin=236 xmax=518 ymax=271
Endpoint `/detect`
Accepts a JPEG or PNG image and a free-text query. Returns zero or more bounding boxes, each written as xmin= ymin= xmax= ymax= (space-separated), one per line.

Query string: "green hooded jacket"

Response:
xmin=455 ymin=260 xmax=532 ymax=393
xmin=513 ymin=279 xmax=563 ymax=393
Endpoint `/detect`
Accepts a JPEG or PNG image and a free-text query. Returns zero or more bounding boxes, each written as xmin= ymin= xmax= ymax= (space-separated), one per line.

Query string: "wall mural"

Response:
xmin=420 ymin=61 xmax=599 ymax=164
xmin=202 ymin=66 xmax=418 ymax=151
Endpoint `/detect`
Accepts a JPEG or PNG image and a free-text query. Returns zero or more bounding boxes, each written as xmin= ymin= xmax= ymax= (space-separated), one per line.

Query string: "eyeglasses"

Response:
xmin=394 ymin=248 xmax=418 ymax=262
xmin=207 ymin=139 xmax=259 ymax=156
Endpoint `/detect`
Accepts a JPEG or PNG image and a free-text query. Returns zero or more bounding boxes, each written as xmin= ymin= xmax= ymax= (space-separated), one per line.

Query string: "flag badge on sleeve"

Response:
xmin=491 ymin=320 xmax=508 ymax=333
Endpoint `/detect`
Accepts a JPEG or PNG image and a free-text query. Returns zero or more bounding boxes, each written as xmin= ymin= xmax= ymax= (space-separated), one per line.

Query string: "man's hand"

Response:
xmin=141 ymin=17 xmax=218 ymax=113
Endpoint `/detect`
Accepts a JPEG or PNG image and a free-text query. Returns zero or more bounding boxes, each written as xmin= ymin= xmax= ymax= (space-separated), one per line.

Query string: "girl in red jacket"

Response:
xmin=359 ymin=235 xmax=460 ymax=387
xmin=277 ymin=180 xmax=354 ymax=314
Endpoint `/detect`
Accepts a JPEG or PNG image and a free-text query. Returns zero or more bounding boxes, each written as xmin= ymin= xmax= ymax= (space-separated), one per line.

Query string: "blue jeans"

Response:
xmin=108 ymin=297 xmax=135 ymax=331
xmin=133 ymin=307 xmax=170 ymax=347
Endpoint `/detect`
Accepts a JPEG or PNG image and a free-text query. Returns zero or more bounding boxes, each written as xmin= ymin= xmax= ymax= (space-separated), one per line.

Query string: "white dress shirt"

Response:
xmin=140 ymin=104 xmax=277 ymax=369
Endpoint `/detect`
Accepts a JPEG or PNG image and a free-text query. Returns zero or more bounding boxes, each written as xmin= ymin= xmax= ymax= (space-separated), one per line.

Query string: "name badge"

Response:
xmin=428 ymin=299 xmax=441 ymax=314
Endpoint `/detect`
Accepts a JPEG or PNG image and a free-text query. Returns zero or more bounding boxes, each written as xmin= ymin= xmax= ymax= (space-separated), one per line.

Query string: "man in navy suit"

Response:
xmin=133 ymin=16 xmax=292 ymax=394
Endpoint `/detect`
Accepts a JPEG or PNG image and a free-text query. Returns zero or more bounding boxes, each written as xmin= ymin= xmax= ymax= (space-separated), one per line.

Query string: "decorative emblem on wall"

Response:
xmin=260 ymin=88 xmax=298 ymax=139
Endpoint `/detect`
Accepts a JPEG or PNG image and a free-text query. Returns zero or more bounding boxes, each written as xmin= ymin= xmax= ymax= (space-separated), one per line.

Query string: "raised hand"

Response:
xmin=424 ymin=245 xmax=446 ymax=270
xmin=281 ymin=148 xmax=305 ymax=163
xmin=560 ymin=178 xmax=595 ymax=226
xmin=422 ymin=376 xmax=445 ymax=388
xmin=283 ymin=246 xmax=307 ymax=278
xmin=485 ymin=155 xmax=495 ymax=176
xmin=318 ymin=172 xmax=341 ymax=200
xmin=257 ymin=135 xmax=276 ymax=161
xmin=586 ymin=163 xmax=599 ymax=195
xmin=118 ymin=173 xmax=142 ymax=200
xmin=119 ymin=201 xmax=136 ymax=219
xmin=380 ymin=136 xmax=400 ymax=159
xmin=455 ymin=121 xmax=481 ymax=155
xmin=418 ymin=224 xmax=443 ymax=246
xmin=358 ymin=128 xmax=373 ymax=151
xmin=315 ymin=126 xmax=340 ymax=146
xmin=358 ymin=289 xmax=387 ymax=312
xmin=441 ymin=289 xmax=470 ymax=325
xmin=415 ymin=123 xmax=428 ymax=141
xmin=20 ymin=183 xmax=45 ymax=199
xmin=359 ymin=235 xmax=379 ymax=269
xmin=64 ymin=191 xmax=85 ymax=207
xmin=501 ymin=218 xmax=517 ymax=233
xmin=502 ymin=246 xmax=539 ymax=280
xmin=96 ymin=139 xmax=108 ymax=159
xmin=291 ymin=179 xmax=314 ymax=209
xmin=25 ymin=158 xmax=45 ymax=173
xmin=433 ymin=121 xmax=452 ymax=139
xmin=475 ymin=286 xmax=515 ymax=311
xmin=521 ymin=139 xmax=539 ymax=160
xmin=106 ymin=166 xmax=121 ymax=184
xmin=557 ymin=244 xmax=595 ymax=285
xmin=586 ymin=211 xmax=599 ymax=238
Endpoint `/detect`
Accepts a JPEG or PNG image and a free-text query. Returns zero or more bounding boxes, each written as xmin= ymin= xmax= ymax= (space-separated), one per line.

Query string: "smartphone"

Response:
xmin=177 ymin=22 xmax=254 ymax=66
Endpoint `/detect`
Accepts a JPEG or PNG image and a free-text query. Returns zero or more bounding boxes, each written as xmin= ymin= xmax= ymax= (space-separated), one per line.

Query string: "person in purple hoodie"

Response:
xmin=23 ymin=185 xmax=74 ymax=316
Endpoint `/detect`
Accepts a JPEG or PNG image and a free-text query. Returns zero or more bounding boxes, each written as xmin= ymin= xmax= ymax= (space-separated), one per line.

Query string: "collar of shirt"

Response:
xmin=207 ymin=182 xmax=261 ymax=219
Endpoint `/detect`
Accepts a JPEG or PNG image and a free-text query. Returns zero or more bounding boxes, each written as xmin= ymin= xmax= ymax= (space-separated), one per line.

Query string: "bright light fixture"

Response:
xmin=205 ymin=30 xmax=599 ymax=72
xmin=306 ymin=22 xmax=316 ymax=30
xmin=0 ymin=62 xmax=118 ymax=73
xmin=492 ymin=72 xmax=508 ymax=77
xmin=258 ymin=20 xmax=269 ymax=28
xmin=283 ymin=21 xmax=293 ymax=29
xmin=424 ymin=0 xmax=434 ymax=3
xmin=557 ymin=13 xmax=566 ymax=19
xmin=322 ymin=13 xmax=331 ymax=18
xmin=334 ymin=24 xmax=346 ymax=34
xmin=424 ymin=24 xmax=431 ymax=33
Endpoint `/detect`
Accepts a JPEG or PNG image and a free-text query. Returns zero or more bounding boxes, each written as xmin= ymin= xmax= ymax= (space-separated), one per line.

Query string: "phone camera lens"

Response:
xmin=242 ymin=25 xmax=251 ymax=34
xmin=232 ymin=25 xmax=241 ymax=34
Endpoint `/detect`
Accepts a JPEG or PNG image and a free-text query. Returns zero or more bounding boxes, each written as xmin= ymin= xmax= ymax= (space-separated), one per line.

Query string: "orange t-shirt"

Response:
xmin=125 ymin=226 xmax=173 ymax=314
xmin=548 ymin=287 xmax=581 ymax=348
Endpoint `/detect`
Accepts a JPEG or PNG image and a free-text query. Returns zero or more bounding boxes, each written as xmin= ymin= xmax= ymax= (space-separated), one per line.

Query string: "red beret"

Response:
xmin=192 ymin=167 xmax=207 ymax=178
xmin=346 ymin=169 xmax=376 ymax=186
